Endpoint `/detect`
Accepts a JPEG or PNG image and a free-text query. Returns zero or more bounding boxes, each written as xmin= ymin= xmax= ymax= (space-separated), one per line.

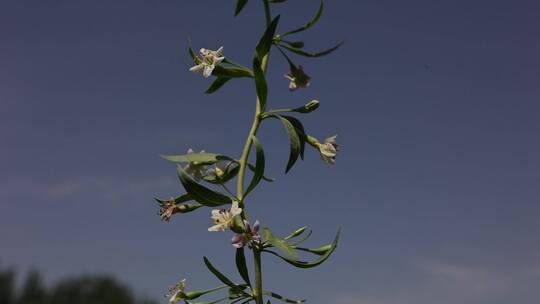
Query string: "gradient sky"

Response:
xmin=1 ymin=1 xmax=540 ymax=303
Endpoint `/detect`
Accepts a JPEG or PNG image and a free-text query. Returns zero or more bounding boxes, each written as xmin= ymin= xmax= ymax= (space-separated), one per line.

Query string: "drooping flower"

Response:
xmin=189 ymin=47 xmax=225 ymax=78
xmin=158 ymin=198 xmax=178 ymax=222
xmin=184 ymin=149 xmax=208 ymax=182
xmin=317 ymin=135 xmax=339 ymax=164
xmin=284 ymin=65 xmax=311 ymax=91
xmin=208 ymin=201 xmax=242 ymax=232
xmin=231 ymin=220 xmax=260 ymax=248
xmin=166 ymin=279 xmax=186 ymax=304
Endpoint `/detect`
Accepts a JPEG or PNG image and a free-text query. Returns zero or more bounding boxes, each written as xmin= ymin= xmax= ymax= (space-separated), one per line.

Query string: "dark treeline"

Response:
xmin=0 ymin=266 xmax=158 ymax=304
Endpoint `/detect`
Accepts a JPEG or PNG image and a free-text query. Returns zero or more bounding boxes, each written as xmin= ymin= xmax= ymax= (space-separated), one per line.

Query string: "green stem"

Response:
xmin=235 ymin=2 xmax=272 ymax=304
xmin=253 ymin=247 xmax=263 ymax=304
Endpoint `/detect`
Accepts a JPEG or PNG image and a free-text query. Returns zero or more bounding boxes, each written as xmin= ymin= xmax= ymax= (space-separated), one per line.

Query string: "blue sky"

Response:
xmin=1 ymin=1 xmax=540 ymax=303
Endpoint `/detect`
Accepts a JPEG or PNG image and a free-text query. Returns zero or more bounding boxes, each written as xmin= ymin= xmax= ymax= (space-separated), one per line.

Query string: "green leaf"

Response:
xmin=212 ymin=66 xmax=253 ymax=78
xmin=234 ymin=0 xmax=249 ymax=16
xmin=256 ymin=15 xmax=281 ymax=60
xmin=283 ymin=226 xmax=307 ymax=240
xmin=245 ymin=136 xmax=265 ymax=196
xmin=263 ymin=291 xmax=305 ymax=304
xmin=280 ymin=115 xmax=306 ymax=159
xmin=161 ymin=152 xmax=230 ymax=164
xmin=268 ymin=115 xmax=301 ymax=173
xmin=177 ymin=165 xmax=233 ymax=207
xmin=188 ymin=38 xmax=198 ymax=62
xmin=184 ymin=286 xmax=229 ymax=301
xmin=253 ymin=57 xmax=268 ymax=110
xmin=293 ymin=244 xmax=333 ymax=256
xmin=235 ymin=248 xmax=252 ymax=287
xmin=206 ymin=77 xmax=232 ymax=94
xmin=279 ymin=41 xmax=344 ymax=58
xmin=203 ymin=257 xmax=242 ymax=291
xmin=288 ymin=230 xmax=312 ymax=246
xmin=203 ymin=162 xmax=240 ymax=185
xmin=248 ymin=163 xmax=275 ymax=182
xmin=282 ymin=40 xmax=305 ymax=48
xmin=263 ymin=228 xmax=298 ymax=258
xmin=265 ymin=228 xmax=341 ymax=269
xmin=282 ymin=0 xmax=323 ymax=37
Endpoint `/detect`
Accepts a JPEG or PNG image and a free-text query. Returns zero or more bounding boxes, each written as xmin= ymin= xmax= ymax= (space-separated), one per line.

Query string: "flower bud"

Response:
xmin=294 ymin=99 xmax=320 ymax=113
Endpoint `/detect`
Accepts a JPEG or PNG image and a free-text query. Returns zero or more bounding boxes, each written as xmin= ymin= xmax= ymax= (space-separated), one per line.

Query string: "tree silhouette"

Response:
xmin=17 ymin=271 xmax=48 ymax=304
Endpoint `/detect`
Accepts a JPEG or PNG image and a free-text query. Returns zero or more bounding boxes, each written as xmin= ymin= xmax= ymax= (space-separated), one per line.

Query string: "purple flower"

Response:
xmin=232 ymin=220 xmax=260 ymax=248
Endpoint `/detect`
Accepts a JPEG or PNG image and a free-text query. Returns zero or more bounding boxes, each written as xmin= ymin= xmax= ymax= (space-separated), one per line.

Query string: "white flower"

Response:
xmin=184 ymin=149 xmax=208 ymax=181
xmin=189 ymin=47 xmax=225 ymax=78
xmin=166 ymin=279 xmax=186 ymax=303
xmin=208 ymin=201 xmax=242 ymax=232
xmin=284 ymin=65 xmax=311 ymax=91
xmin=317 ymin=135 xmax=339 ymax=164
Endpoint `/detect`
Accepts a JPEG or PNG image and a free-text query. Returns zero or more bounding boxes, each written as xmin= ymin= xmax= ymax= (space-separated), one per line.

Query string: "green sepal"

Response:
xmin=234 ymin=0 xmax=249 ymax=16
xmin=235 ymin=248 xmax=252 ymax=287
xmin=256 ymin=15 xmax=281 ymax=60
xmin=253 ymin=57 xmax=268 ymax=110
xmin=188 ymin=38 xmax=198 ymax=63
xmin=263 ymin=291 xmax=305 ymax=304
xmin=203 ymin=257 xmax=245 ymax=294
xmin=161 ymin=152 xmax=232 ymax=164
xmin=282 ymin=0 xmax=323 ymax=37
xmin=279 ymin=41 xmax=344 ymax=58
xmin=263 ymin=228 xmax=298 ymax=258
xmin=264 ymin=228 xmax=341 ymax=269
xmin=206 ymin=77 xmax=232 ymax=94
xmin=154 ymin=193 xmax=194 ymax=205
xmin=245 ymin=136 xmax=265 ymax=196
xmin=177 ymin=165 xmax=233 ymax=207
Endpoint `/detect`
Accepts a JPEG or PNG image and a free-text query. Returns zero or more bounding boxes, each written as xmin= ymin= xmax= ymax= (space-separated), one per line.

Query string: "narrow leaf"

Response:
xmin=265 ymin=229 xmax=341 ymax=269
xmin=245 ymin=136 xmax=265 ymax=196
xmin=293 ymin=244 xmax=333 ymax=256
xmin=256 ymin=15 xmax=281 ymax=60
xmin=154 ymin=193 xmax=194 ymax=205
xmin=206 ymin=77 xmax=232 ymax=94
xmin=188 ymin=38 xmax=198 ymax=62
xmin=234 ymin=0 xmax=249 ymax=16
xmin=279 ymin=41 xmax=344 ymax=58
xmin=253 ymin=57 xmax=268 ymax=110
xmin=282 ymin=0 xmax=324 ymax=37
xmin=161 ymin=152 xmax=229 ymax=164
xmin=283 ymin=226 xmax=307 ymax=240
xmin=235 ymin=248 xmax=252 ymax=287
xmin=203 ymin=257 xmax=241 ymax=290
xmin=213 ymin=66 xmax=253 ymax=78
xmin=248 ymin=163 xmax=275 ymax=182
xmin=263 ymin=291 xmax=305 ymax=304
xmin=263 ymin=228 xmax=298 ymax=258
xmin=268 ymin=115 xmax=300 ymax=173
xmin=280 ymin=115 xmax=306 ymax=159
xmin=177 ymin=165 xmax=232 ymax=207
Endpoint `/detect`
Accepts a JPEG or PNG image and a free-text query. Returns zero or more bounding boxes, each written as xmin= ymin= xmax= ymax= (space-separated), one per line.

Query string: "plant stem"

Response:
xmin=235 ymin=2 xmax=272 ymax=304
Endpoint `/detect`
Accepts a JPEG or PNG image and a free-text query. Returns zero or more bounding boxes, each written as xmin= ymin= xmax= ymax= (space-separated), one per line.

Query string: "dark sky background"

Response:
xmin=1 ymin=1 xmax=540 ymax=303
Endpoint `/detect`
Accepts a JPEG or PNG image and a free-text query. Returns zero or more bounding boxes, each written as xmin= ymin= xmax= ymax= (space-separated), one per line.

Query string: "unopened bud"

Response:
xmin=294 ymin=100 xmax=320 ymax=113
